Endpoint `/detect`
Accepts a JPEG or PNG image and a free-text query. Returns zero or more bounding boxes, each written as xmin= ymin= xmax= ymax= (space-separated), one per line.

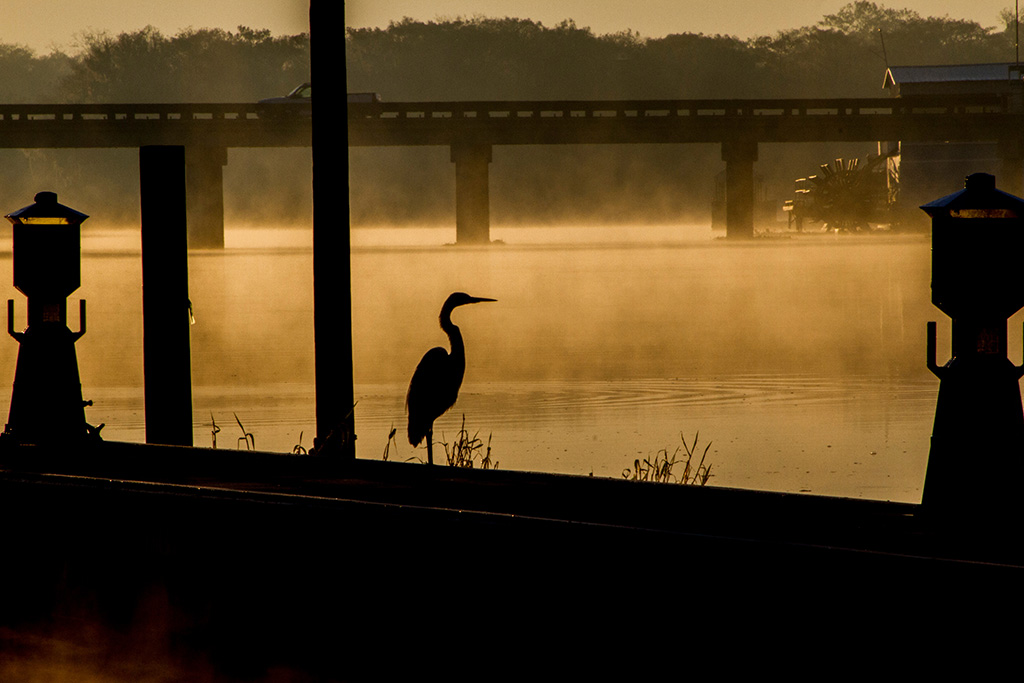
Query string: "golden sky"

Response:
xmin=0 ymin=0 xmax=309 ymax=52
xmin=1 ymin=0 xmax=1017 ymax=53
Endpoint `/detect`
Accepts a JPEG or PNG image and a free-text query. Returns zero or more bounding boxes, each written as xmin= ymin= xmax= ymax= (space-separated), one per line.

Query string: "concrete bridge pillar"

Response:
xmin=451 ymin=143 xmax=492 ymax=245
xmin=999 ymin=137 xmax=1024 ymax=198
xmin=721 ymin=140 xmax=758 ymax=239
xmin=185 ymin=146 xmax=227 ymax=249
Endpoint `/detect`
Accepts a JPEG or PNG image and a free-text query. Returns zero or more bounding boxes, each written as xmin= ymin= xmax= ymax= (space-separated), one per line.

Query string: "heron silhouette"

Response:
xmin=407 ymin=292 xmax=496 ymax=464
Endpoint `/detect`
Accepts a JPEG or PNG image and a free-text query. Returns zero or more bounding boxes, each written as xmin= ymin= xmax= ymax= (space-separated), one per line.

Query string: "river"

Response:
xmin=0 ymin=222 xmax=980 ymax=503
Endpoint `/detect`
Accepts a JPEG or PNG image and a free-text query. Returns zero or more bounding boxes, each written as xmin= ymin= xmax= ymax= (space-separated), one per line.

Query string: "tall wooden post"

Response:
xmin=311 ymin=0 xmax=355 ymax=457
xmin=721 ymin=140 xmax=758 ymax=239
xmin=139 ymin=145 xmax=193 ymax=446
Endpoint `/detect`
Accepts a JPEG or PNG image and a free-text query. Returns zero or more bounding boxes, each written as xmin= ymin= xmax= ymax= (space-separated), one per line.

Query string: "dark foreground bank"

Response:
xmin=0 ymin=441 xmax=1020 ymax=679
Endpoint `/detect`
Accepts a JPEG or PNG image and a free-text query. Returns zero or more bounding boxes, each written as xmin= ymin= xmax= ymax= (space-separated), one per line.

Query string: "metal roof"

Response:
xmin=883 ymin=63 xmax=1018 ymax=89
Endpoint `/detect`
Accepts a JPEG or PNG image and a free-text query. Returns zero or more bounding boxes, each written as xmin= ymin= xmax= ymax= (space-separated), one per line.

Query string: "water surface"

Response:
xmin=0 ymin=223 xmax=969 ymax=502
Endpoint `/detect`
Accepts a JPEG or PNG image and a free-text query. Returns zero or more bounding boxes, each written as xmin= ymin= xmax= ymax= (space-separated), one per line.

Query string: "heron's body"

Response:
xmin=406 ymin=292 xmax=495 ymax=464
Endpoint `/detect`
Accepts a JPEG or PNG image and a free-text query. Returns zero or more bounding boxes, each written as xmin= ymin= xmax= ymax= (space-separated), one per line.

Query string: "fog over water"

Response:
xmin=0 ymin=221 xmax=991 ymax=502
xmin=353 ymin=224 xmax=944 ymax=501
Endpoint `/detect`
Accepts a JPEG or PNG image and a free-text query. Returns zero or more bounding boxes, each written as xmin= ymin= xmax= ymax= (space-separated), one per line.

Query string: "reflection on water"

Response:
xmin=0 ymin=223 xmax=965 ymax=502
xmin=355 ymin=374 xmax=936 ymax=501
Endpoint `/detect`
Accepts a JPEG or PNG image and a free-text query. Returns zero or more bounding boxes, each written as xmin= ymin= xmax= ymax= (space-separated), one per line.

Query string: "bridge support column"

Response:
xmin=139 ymin=145 xmax=193 ymax=446
xmin=185 ymin=146 xmax=227 ymax=249
xmin=1000 ymin=138 xmax=1024 ymax=198
xmin=451 ymin=143 xmax=492 ymax=245
xmin=721 ymin=141 xmax=758 ymax=239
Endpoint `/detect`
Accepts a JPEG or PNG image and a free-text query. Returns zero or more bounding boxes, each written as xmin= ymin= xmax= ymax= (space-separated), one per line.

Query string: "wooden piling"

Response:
xmin=311 ymin=0 xmax=356 ymax=457
xmin=139 ymin=145 xmax=194 ymax=446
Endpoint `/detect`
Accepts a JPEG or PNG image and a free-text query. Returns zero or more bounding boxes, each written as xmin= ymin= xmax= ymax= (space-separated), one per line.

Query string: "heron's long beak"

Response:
xmin=467 ymin=297 xmax=496 ymax=304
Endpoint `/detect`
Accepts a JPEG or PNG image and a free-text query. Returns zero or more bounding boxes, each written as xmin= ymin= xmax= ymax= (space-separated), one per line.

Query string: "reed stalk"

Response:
xmin=623 ymin=431 xmax=713 ymax=485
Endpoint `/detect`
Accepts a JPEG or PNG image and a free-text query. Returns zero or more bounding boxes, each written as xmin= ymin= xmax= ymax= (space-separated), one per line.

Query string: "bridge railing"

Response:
xmin=0 ymin=103 xmax=264 ymax=121
xmin=0 ymin=95 xmax=1006 ymax=123
xmin=349 ymin=94 xmax=1010 ymax=120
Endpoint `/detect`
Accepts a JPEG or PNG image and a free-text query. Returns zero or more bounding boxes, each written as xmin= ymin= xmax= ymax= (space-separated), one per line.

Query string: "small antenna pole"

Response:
xmin=878 ymin=28 xmax=890 ymax=70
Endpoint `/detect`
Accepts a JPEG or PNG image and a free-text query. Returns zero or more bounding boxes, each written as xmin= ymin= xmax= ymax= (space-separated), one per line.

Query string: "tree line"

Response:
xmin=0 ymin=3 xmax=1020 ymax=226
xmin=0 ymin=26 xmax=310 ymax=223
xmin=346 ymin=3 xmax=1019 ymax=101
xmin=345 ymin=2 xmax=1021 ymax=226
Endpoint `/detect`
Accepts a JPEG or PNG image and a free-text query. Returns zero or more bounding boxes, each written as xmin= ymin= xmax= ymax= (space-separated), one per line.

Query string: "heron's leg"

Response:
xmin=426 ymin=428 xmax=434 ymax=465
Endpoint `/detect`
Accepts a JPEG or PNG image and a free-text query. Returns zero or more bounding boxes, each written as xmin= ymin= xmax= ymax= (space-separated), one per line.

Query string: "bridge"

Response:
xmin=2 ymin=95 xmax=1021 ymax=244
xmin=348 ymin=94 xmax=1024 ymax=240
xmin=0 ymin=103 xmax=311 ymax=249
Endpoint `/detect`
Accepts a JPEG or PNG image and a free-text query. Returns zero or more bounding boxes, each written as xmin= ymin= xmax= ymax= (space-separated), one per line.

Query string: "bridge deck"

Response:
xmin=348 ymin=93 xmax=1020 ymax=145
xmin=0 ymin=102 xmax=311 ymax=148
xmin=1 ymin=94 xmax=1017 ymax=149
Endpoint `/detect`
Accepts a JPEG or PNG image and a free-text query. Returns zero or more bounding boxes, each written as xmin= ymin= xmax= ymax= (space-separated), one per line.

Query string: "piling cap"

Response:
xmin=920 ymin=173 xmax=1024 ymax=219
xmin=5 ymin=191 xmax=89 ymax=225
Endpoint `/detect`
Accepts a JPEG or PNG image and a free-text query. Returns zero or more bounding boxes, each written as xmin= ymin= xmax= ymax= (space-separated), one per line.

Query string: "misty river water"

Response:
xmin=0 ymin=221 xmax=989 ymax=503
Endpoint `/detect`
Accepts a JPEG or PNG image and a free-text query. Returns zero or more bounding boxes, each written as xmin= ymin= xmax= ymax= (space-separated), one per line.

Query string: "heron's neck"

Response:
xmin=441 ymin=316 xmax=466 ymax=365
